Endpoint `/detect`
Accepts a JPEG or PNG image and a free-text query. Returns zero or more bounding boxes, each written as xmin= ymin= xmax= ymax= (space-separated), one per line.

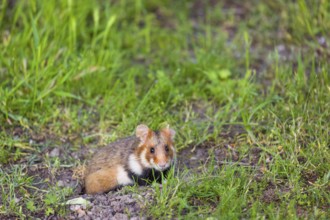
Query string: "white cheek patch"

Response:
xmin=116 ymin=166 xmax=133 ymax=186
xmin=150 ymin=158 xmax=155 ymax=166
xmin=140 ymin=149 xmax=151 ymax=168
xmin=128 ymin=154 xmax=143 ymax=175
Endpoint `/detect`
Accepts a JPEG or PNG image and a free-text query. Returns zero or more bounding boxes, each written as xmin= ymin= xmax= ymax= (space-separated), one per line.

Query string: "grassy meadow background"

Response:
xmin=0 ymin=0 xmax=329 ymax=218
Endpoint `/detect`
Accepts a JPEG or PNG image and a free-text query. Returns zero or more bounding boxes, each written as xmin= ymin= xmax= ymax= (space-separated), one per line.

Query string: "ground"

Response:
xmin=0 ymin=0 xmax=329 ymax=219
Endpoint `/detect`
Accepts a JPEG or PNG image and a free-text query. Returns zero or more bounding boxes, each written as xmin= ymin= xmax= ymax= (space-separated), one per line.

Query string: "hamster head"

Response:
xmin=135 ymin=124 xmax=176 ymax=171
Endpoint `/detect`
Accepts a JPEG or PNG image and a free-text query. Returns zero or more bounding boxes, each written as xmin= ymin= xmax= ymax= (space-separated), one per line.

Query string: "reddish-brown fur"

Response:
xmin=85 ymin=167 xmax=118 ymax=194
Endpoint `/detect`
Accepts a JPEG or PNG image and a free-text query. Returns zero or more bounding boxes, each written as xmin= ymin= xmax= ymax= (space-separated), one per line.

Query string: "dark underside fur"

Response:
xmin=127 ymin=168 xmax=170 ymax=186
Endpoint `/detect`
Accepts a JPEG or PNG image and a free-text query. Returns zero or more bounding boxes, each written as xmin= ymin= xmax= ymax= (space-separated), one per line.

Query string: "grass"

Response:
xmin=0 ymin=0 xmax=329 ymax=219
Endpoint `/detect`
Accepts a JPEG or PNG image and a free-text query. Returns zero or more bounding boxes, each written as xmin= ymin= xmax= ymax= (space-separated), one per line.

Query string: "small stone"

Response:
xmin=14 ymin=197 xmax=21 ymax=203
xmin=30 ymin=165 xmax=38 ymax=172
xmin=77 ymin=209 xmax=86 ymax=217
xmin=57 ymin=180 xmax=64 ymax=187
xmin=276 ymin=44 xmax=285 ymax=53
xmin=49 ymin=148 xmax=60 ymax=157
xmin=318 ymin=36 xmax=326 ymax=45
xmin=113 ymin=213 xmax=128 ymax=220
xmin=83 ymin=216 xmax=91 ymax=220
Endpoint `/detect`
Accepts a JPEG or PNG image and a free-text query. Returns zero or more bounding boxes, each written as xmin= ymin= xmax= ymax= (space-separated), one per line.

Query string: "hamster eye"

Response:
xmin=150 ymin=147 xmax=155 ymax=154
xmin=165 ymin=145 xmax=169 ymax=152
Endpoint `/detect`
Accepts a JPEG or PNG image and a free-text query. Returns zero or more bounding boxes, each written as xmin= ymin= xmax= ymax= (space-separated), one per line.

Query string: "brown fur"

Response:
xmin=85 ymin=167 xmax=118 ymax=194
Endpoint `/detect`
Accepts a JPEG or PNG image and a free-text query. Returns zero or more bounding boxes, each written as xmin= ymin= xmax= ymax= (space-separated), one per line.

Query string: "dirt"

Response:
xmin=260 ymin=183 xmax=293 ymax=212
xmin=67 ymin=188 xmax=153 ymax=220
xmin=301 ymin=170 xmax=319 ymax=185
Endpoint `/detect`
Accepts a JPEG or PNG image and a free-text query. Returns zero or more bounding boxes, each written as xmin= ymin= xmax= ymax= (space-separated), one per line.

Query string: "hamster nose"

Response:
xmin=158 ymin=162 xmax=167 ymax=169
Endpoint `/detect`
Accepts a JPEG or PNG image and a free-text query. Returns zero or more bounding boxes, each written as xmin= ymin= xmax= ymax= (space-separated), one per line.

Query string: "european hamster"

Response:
xmin=84 ymin=124 xmax=176 ymax=194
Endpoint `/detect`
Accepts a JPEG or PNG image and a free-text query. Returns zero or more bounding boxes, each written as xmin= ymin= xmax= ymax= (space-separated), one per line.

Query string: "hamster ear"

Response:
xmin=136 ymin=124 xmax=150 ymax=143
xmin=161 ymin=125 xmax=175 ymax=141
